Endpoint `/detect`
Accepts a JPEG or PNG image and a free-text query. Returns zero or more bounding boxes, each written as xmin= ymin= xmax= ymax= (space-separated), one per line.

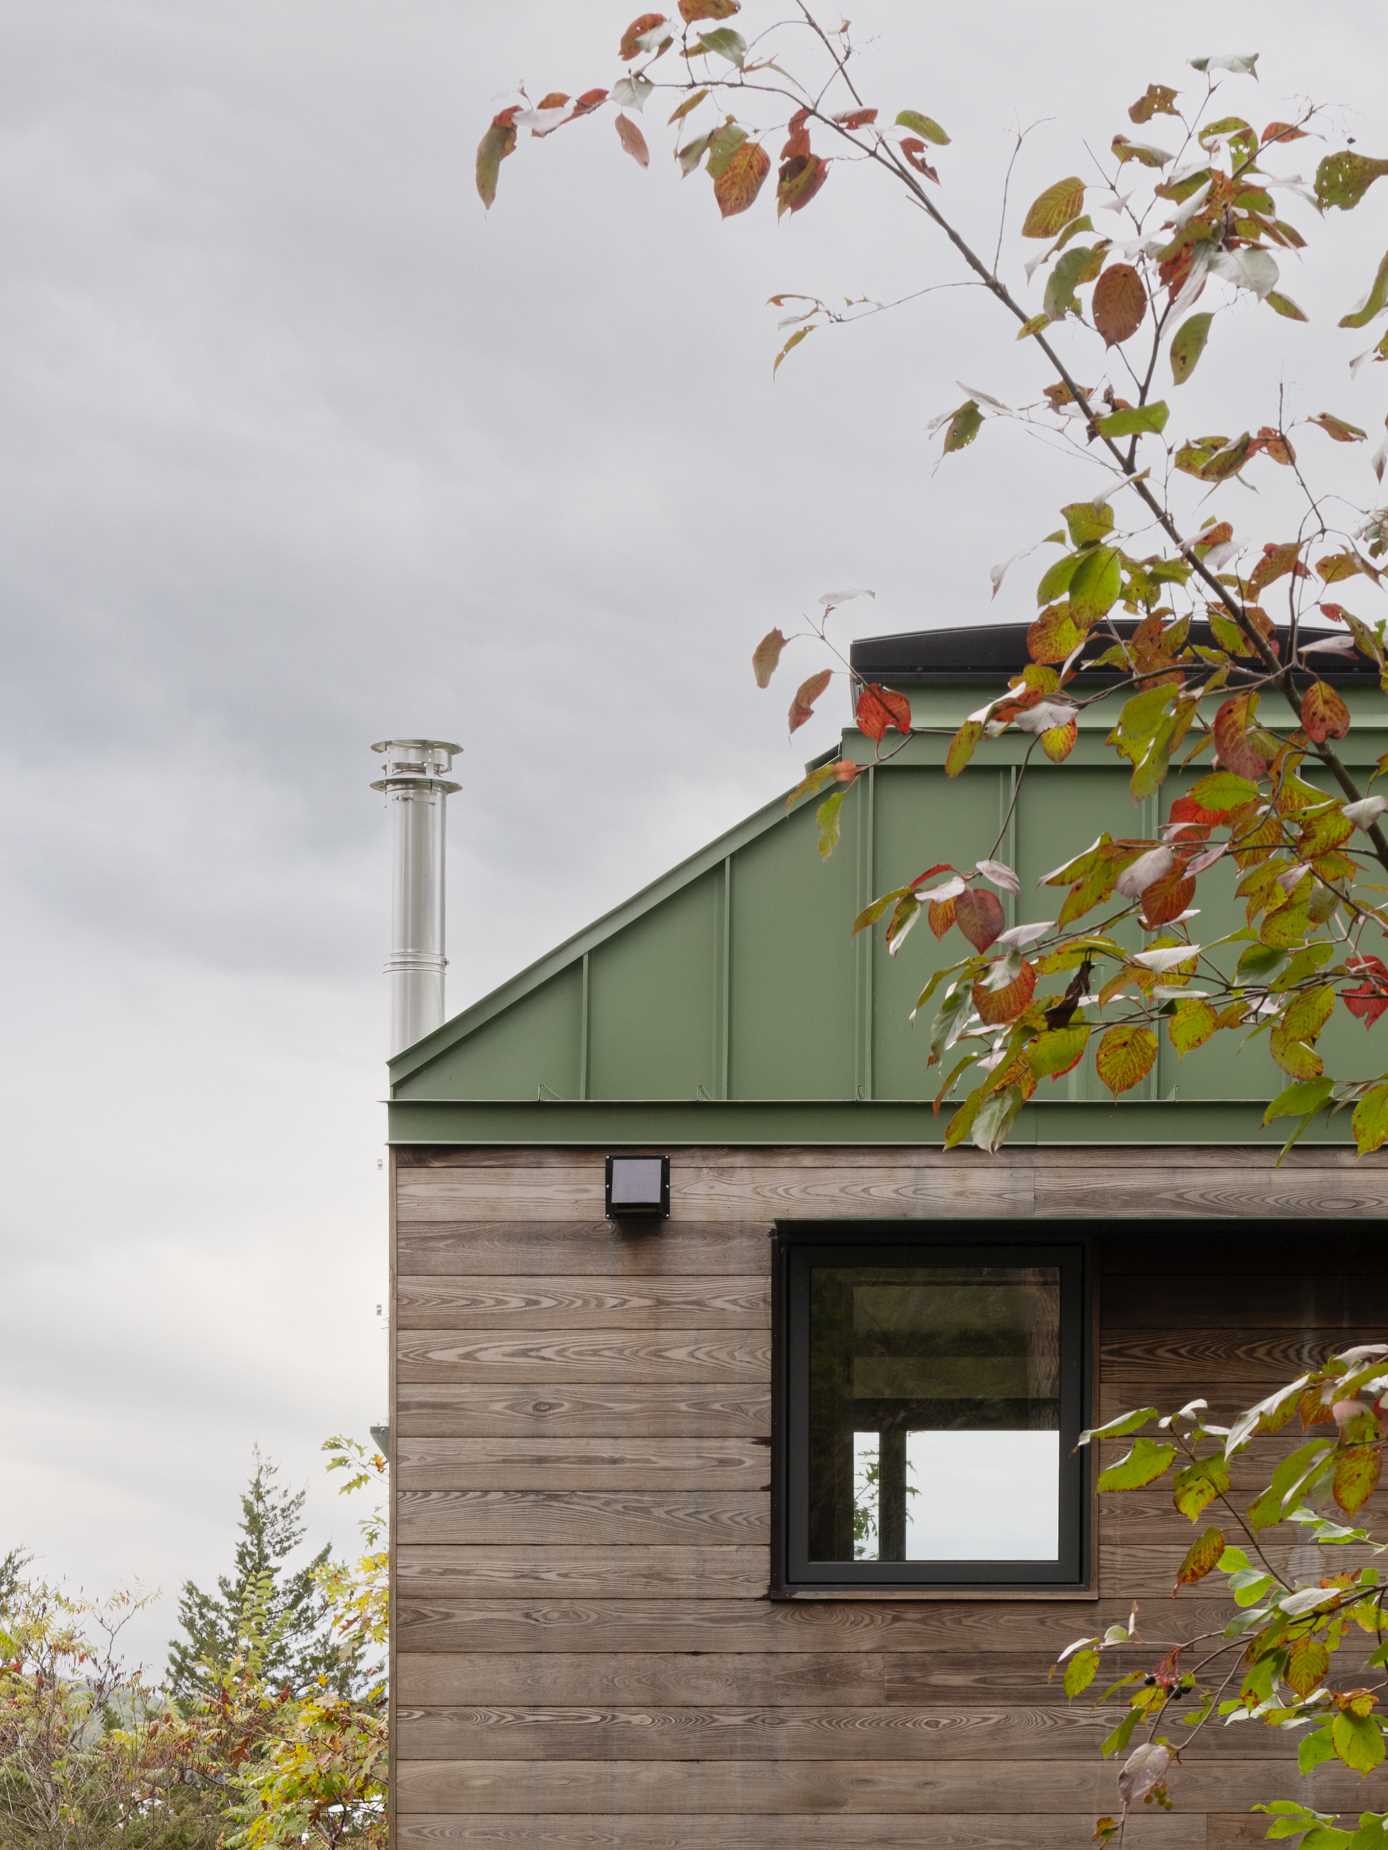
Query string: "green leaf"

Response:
xmin=1078 ymin=1407 xmax=1159 ymax=1447
xmin=687 ymin=26 xmax=746 ymax=65
xmin=475 ymin=116 xmax=518 ymax=211
xmin=705 ymin=122 xmax=748 ymax=179
xmin=816 ymin=788 xmax=847 ymax=860
xmin=1097 ymin=401 xmax=1170 ymax=437
xmin=1341 ymin=253 xmax=1388 ymax=330
xmin=895 ymin=109 xmax=949 ymax=145
xmin=1044 ymin=243 xmax=1105 ymax=321
xmin=1064 ymin=1646 xmax=1100 ymax=1698
xmin=1172 ymin=1455 xmax=1230 ymax=1521
xmin=942 ymin=399 xmax=983 ymax=454
xmin=1335 ymin=1444 xmax=1383 ymax=1517
xmin=1098 ymin=1437 xmax=1177 ymax=1492
xmin=1036 ymin=552 xmax=1082 ymax=605
xmin=1299 ymin=1726 xmax=1337 ymax=1775
xmin=1353 ymin=1084 xmax=1388 ymax=1156
xmin=1028 ymin=1024 xmax=1090 ymax=1082
xmin=1265 ymin=1076 xmax=1334 ymax=1125
xmin=1248 ymin=1439 xmax=1335 ymax=1530
xmin=946 ymin=718 xmax=983 ymax=777
xmin=1062 ymin=500 xmax=1115 ymax=547
xmin=1317 ymin=152 xmax=1388 ymax=212
xmin=1188 ymin=769 xmax=1260 ymax=812
xmin=1170 ymin=312 xmax=1213 ymax=385
xmin=1101 ymin=1706 xmax=1141 ymax=1759
xmin=1333 ymin=1708 xmax=1385 ymax=1775
xmin=1169 ymin=996 xmax=1217 ymax=1056
xmin=1070 ymin=546 xmax=1122 ymax=619
xmin=1265 ymin=291 xmax=1309 ymax=322
xmin=1022 ymin=175 xmax=1086 ymax=238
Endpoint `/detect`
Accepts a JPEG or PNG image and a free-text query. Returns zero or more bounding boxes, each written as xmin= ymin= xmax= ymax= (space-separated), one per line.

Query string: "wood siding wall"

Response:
xmin=391 ymin=1144 xmax=1388 ymax=1850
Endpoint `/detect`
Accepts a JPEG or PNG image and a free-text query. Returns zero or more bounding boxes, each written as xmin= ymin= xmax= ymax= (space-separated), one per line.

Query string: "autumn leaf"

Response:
xmin=1130 ymin=83 xmax=1179 ymax=125
xmin=954 ymin=888 xmax=1005 ymax=952
xmin=1286 ymin=1635 xmax=1330 ymax=1698
xmin=1041 ymin=718 xmax=1078 ymax=762
xmin=1092 ymin=264 xmax=1147 ymax=346
xmin=778 ymin=153 xmax=829 ymax=216
xmin=678 ymin=0 xmax=739 ymax=17
xmin=1096 ymin=1024 xmax=1157 ymax=1095
xmin=1022 ymin=175 xmax=1085 ymax=238
xmin=615 ymin=112 xmax=651 ymax=166
xmin=1345 ymin=956 xmax=1388 ymax=1028
xmin=973 ymin=959 xmax=1038 ymax=1025
xmin=1174 ymin=1526 xmax=1224 ymax=1588
xmin=1139 ymin=870 xmax=1195 ymax=928
xmin=619 ymin=12 xmax=668 ymax=59
xmin=668 ymin=87 xmax=709 ymax=124
xmin=855 ymin=682 xmax=912 ymax=743
xmin=752 ymin=628 xmax=787 ymax=688
xmin=1352 ymin=1083 xmax=1388 ymax=1156
xmin=713 ymin=140 xmax=770 ymax=216
xmin=1334 ymin=1443 xmax=1382 ymax=1515
xmin=788 ymin=668 xmax=832 ymax=734
xmin=946 ymin=719 xmax=983 ymax=777
xmin=476 ymin=109 xmax=519 ymax=210
xmin=1301 ymin=681 xmax=1350 ymax=743
xmin=1264 ymin=291 xmax=1308 ymax=322
xmin=834 ymin=107 xmax=878 ymax=130
xmin=1310 ymin=412 xmax=1369 ymax=442
xmin=1340 ymin=253 xmax=1388 ymax=331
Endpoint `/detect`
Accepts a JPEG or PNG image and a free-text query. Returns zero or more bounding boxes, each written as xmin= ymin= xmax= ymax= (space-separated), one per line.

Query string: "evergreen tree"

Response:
xmin=165 ymin=1452 xmax=357 ymax=1705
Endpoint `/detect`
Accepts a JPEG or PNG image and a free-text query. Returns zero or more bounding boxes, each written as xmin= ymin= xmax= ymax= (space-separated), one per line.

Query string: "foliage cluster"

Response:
xmin=0 ymin=1439 xmax=386 ymax=1850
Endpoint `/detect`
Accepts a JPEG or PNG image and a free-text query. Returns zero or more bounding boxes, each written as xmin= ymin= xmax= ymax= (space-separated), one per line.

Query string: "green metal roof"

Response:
xmin=389 ymin=663 xmax=1388 ymax=1147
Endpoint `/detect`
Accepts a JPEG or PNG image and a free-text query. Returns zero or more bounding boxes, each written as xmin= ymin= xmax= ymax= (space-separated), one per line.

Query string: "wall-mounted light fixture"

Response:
xmin=605 ymin=1154 xmax=670 ymax=1220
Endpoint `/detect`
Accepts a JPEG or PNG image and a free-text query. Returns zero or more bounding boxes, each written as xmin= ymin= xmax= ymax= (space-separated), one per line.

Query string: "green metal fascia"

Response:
xmin=386 ymin=1097 xmax=1352 ymax=1147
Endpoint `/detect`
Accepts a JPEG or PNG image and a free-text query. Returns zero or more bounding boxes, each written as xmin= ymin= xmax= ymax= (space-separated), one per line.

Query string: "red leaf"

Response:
xmin=788 ymin=668 xmax=832 ymax=734
xmin=928 ymin=897 xmax=957 ymax=938
xmin=781 ymin=108 xmax=811 ymax=162
xmin=1320 ymin=603 xmax=1349 ymax=624
xmin=777 ymin=152 xmax=829 ymax=215
xmin=713 ymin=141 xmax=770 ymax=217
xmin=752 ymin=628 xmax=786 ymax=688
xmin=834 ymin=107 xmax=878 ymax=129
xmin=1139 ymin=870 xmax=1196 ymax=928
xmin=855 ymin=682 xmax=912 ymax=743
xmin=679 ymin=0 xmax=739 ymax=18
xmin=954 ymin=888 xmax=1005 ymax=952
xmin=615 ymin=112 xmax=651 ymax=166
xmin=1092 ymin=263 xmax=1147 ymax=346
xmin=973 ymin=958 xmax=1038 ymax=1025
xmin=910 ymin=862 xmax=955 ymax=889
xmin=536 ymin=91 xmax=570 ymax=110
xmin=572 ymin=88 xmax=610 ymax=116
xmin=1213 ymin=692 xmax=1268 ymax=779
xmin=899 ymin=138 xmax=939 ymax=182
xmin=1301 ymin=681 xmax=1350 ymax=743
xmin=619 ymin=12 xmax=668 ymax=59
xmin=1346 ymin=956 xmax=1388 ymax=1028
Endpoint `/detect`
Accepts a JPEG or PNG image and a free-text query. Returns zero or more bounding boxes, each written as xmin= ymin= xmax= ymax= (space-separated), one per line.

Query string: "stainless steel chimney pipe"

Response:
xmin=370 ymin=739 xmax=461 ymax=1057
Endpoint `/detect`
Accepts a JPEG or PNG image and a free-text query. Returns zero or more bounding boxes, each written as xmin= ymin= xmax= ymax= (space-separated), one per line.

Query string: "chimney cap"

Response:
xmin=370 ymin=738 xmax=461 ymax=793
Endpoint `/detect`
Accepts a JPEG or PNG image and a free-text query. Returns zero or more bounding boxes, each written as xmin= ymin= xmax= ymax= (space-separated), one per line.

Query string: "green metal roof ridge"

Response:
xmin=387 ymin=749 xmax=837 ymax=1086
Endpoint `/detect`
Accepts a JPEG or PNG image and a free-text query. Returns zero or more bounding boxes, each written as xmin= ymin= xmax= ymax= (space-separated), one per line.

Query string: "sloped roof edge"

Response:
xmin=387 ymin=745 xmax=837 ymax=1086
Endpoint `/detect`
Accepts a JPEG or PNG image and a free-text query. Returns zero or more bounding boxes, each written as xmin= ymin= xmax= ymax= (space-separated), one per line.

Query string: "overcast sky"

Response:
xmin=4 ymin=0 xmax=1383 ymax=1670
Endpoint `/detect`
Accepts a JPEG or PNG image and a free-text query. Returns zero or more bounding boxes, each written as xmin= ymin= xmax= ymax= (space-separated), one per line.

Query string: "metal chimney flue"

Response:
xmin=370 ymin=739 xmax=461 ymax=1058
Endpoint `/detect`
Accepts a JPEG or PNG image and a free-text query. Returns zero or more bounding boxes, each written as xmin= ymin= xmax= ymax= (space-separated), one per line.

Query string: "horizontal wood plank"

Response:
xmin=1100 ymin=1331 xmax=1385 ymax=1387
xmin=396 ymin=1143 xmax=1366 ymax=1173
xmin=396 ymin=1546 xmax=770 ymax=1601
xmin=397 ymin=1223 xmax=771 ymax=1277
xmin=398 ymin=1492 xmax=768 ymax=1547
xmin=397 ymin=1332 xmax=771 ymax=1384
xmin=398 ymin=1276 xmax=769 ymax=1330
xmin=395 ymin=1599 xmax=1230 ymax=1657
xmin=396 ymin=1167 xmax=1031 ymax=1224
xmin=395 ymin=1438 xmax=770 ymax=1492
xmin=396 ymin=1813 xmax=1200 ymax=1849
xmin=395 ymin=1701 xmax=1287 ymax=1761
xmin=396 ymin=1756 xmax=1371 ymax=1815
xmin=397 ymin=1653 xmax=887 ymax=1707
xmin=394 ymin=1384 xmax=772 ymax=1438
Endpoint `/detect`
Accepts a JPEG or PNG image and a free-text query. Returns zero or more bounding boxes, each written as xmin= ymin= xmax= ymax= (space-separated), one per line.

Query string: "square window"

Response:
xmin=776 ymin=1230 xmax=1091 ymax=1592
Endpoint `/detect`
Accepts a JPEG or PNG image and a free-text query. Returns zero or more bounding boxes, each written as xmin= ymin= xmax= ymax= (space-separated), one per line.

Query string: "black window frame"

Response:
xmin=772 ymin=1222 xmax=1094 ymax=1596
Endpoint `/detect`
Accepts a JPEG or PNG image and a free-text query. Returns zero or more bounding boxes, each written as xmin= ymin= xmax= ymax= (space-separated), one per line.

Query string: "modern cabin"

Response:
xmin=383 ymin=626 xmax=1388 ymax=1850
